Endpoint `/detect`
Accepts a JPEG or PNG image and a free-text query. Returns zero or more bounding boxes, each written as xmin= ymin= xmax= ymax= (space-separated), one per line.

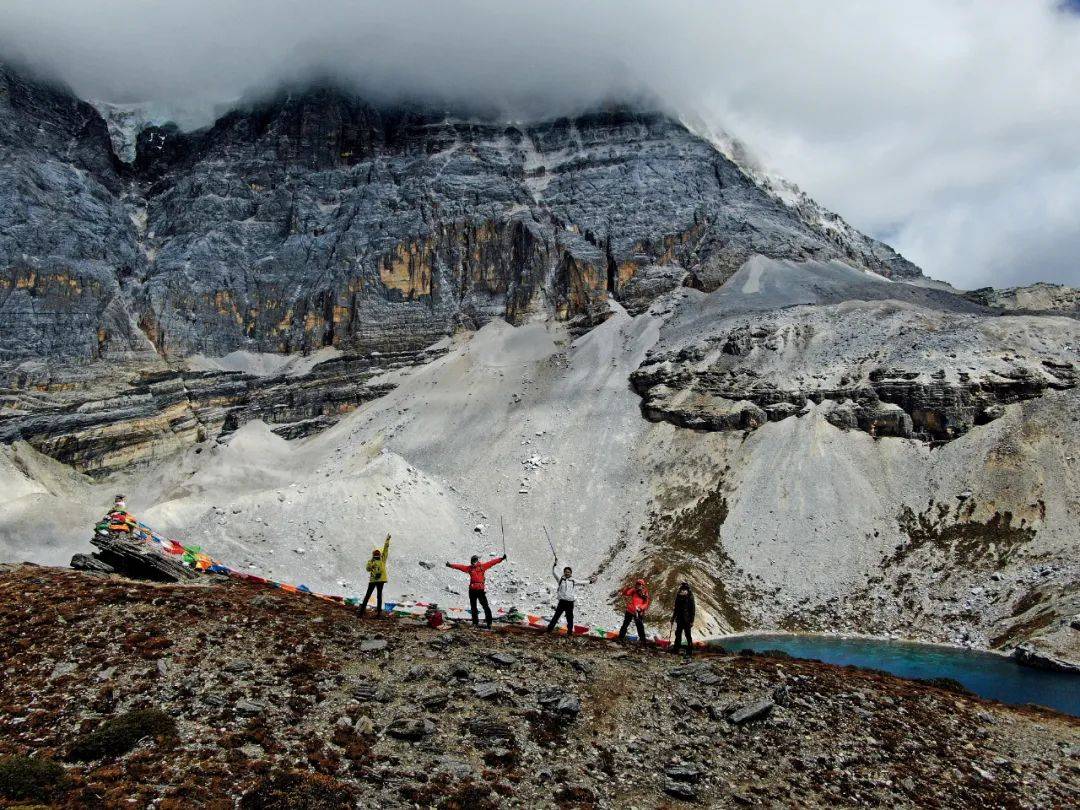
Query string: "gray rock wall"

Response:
xmin=2 ymin=68 xmax=921 ymax=365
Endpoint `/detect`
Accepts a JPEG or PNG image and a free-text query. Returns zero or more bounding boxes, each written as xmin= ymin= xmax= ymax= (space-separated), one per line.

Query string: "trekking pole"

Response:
xmin=500 ymin=516 xmax=507 ymax=557
xmin=542 ymin=525 xmax=557 ymax=562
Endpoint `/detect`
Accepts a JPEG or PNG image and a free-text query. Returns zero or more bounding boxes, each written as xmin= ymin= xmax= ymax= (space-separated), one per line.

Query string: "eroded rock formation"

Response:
xmin=0 ymin=345 xmax=441 ymax=475
xmin=629 ymin=261 xmax=1078 ymax=443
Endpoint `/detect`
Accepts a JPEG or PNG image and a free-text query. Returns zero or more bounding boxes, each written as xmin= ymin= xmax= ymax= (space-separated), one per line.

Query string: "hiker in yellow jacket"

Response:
xmin=360 ymin=534 xmax=391 ymax=617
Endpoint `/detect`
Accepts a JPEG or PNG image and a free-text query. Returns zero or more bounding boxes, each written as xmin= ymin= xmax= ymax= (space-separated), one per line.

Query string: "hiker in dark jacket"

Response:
xmin=671 ymin=581 xmax=696 ymax=656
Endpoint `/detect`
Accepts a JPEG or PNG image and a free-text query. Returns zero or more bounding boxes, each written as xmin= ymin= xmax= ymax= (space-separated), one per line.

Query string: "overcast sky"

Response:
xmin=1 ymin=1 xmax=1077 ymax=289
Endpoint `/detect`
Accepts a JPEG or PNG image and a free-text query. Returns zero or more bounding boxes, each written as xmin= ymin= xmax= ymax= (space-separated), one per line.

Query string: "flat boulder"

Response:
xmin=664 ymin=764 xmax=702 ymax=799
xmin=70 ymin=554 xmax=115 ymax=574
xmin=75 ymin=534 xmax=200 ymax=583
xmin=353 ymin=684 xmax=379 ymax=702
xmin=235 ymin=699 xmax=265 ymax=717
xmin=386 ymin=717 xmax=435 ymax=741
xmin=664 ymin=780 xmax=698 ymax=801
xmin=729 ymin=698 xmax=775 ymax=725
xmin=471 ymin=681 xmax=504 ymax=700
xmin=419 ymin=691 xmax=449 ymax=712
xmin=468 ymin=717 xmax=515 ymax=743
xmin=538 ymin=690 xmax=581 ymax=722
xmin=665 ymin=764 xmax=702 ymax=783
xmin=552 ymin=695 xmax=581 ymax=720
xmin=670 ymin=661 xmax=723 ymax=685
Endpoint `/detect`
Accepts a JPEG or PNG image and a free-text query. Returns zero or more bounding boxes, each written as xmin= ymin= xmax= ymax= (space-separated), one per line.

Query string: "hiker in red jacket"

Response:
xmin=617 ymin=578 xmax=651 ymax=646
xmin=446 ymin=553 xmax=506 ymax=628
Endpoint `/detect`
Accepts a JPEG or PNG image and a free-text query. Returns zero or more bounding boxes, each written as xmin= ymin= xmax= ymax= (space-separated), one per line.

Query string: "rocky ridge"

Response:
xmin=964 ymin=283 xmax=1080 ymax=318
xmin=1 ymin=565 xmax=1076 ymax=809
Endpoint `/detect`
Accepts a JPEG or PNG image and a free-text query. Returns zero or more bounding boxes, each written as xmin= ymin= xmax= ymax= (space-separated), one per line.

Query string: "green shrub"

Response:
xmin=0 ymin=754 xmax=68 ymax=802
xmin=920 ymin=676 xmax=973 ymax=696
xmin=67 ymin=708 xmax=177 ymax=762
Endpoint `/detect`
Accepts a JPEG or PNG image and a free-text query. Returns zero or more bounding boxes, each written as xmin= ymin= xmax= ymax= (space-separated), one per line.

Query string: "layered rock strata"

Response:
xmin=0 ymin=345 xmax=441 ymax=476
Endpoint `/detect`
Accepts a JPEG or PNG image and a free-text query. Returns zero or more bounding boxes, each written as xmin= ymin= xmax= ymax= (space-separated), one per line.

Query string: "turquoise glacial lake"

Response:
xmin=716 ymin=633 xmax=1079 ymax=717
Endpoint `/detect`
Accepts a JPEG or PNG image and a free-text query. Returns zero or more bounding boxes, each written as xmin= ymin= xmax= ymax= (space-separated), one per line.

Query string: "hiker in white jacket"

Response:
xmin=545 ymin=563 xmax=579 ymax=636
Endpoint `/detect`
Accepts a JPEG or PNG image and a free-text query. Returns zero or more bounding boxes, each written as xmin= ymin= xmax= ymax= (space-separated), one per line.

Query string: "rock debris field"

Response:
xmin=1 ymin=565 xmax=1076 ymax=809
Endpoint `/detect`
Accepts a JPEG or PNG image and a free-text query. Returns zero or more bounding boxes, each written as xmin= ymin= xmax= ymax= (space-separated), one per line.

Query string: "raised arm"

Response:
xmin=382 ymin=534 xmax=391 ymax=560
xmin=482 ymin=555 xmax=505 ymax=571
xmin=551 ymin=561 xmax=560 ymax=585
xmin=446 ymin=562 xmax=469 ymax=573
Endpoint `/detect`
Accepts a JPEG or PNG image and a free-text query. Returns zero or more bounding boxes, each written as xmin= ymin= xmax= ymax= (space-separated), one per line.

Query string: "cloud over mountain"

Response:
xmin=1 ymin=0 xmax=1078 ymax=288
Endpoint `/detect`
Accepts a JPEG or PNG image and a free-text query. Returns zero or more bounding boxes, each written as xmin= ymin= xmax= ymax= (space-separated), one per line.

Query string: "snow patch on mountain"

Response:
xmin=681 ymin=114 xmax=917 ymax=278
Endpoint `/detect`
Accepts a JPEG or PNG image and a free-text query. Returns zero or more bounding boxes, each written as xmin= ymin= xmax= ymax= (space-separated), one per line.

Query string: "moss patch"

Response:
xmin=892 ymin=503 xmax=1035 ymax=569
xmin=648 ymin=477 xmax=730 ymax=558
xmin=634 ymin=473 xmax=750 ymax=631
xmin=0 ymin=754 xmax=68 ymax=803
xmin=239 ymin=770 xmax=357 ymax=809
xmin=67 ymin=708 xmax=177 ymax=762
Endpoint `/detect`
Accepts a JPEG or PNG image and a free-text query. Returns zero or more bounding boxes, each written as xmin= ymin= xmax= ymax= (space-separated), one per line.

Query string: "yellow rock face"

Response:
xmin=617 ymin=261 xmax=638 ymax=288
xmin=381 ymin=241 xmax=432 ymax=298
xmin=213 ymin=290 xmax=244 ymax=326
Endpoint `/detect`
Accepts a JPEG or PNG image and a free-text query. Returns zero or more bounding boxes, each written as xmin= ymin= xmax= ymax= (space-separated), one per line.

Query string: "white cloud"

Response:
xmin=1 ymin=0 xmax=1078 ymax=288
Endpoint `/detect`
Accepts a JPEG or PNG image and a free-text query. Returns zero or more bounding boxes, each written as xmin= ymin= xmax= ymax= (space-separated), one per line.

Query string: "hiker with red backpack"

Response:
xmin=446 ymin=553 xmax=507 ymax=628
xmin=617 ymin=578 xmax=651 ymax=645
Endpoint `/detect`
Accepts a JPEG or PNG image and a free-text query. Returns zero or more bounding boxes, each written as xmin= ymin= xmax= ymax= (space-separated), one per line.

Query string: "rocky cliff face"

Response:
xmin=0 ymin=64 xmax=923 ymax=473
xmin=2 ymin=67 xmax=918 ymax=367
xmin=0 ymin=67 xmax=151 ymax=363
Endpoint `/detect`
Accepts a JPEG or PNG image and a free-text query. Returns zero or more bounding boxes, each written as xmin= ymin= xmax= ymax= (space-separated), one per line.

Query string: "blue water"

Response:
xmin=716 ymin=633 xmax=1079 ymax=717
